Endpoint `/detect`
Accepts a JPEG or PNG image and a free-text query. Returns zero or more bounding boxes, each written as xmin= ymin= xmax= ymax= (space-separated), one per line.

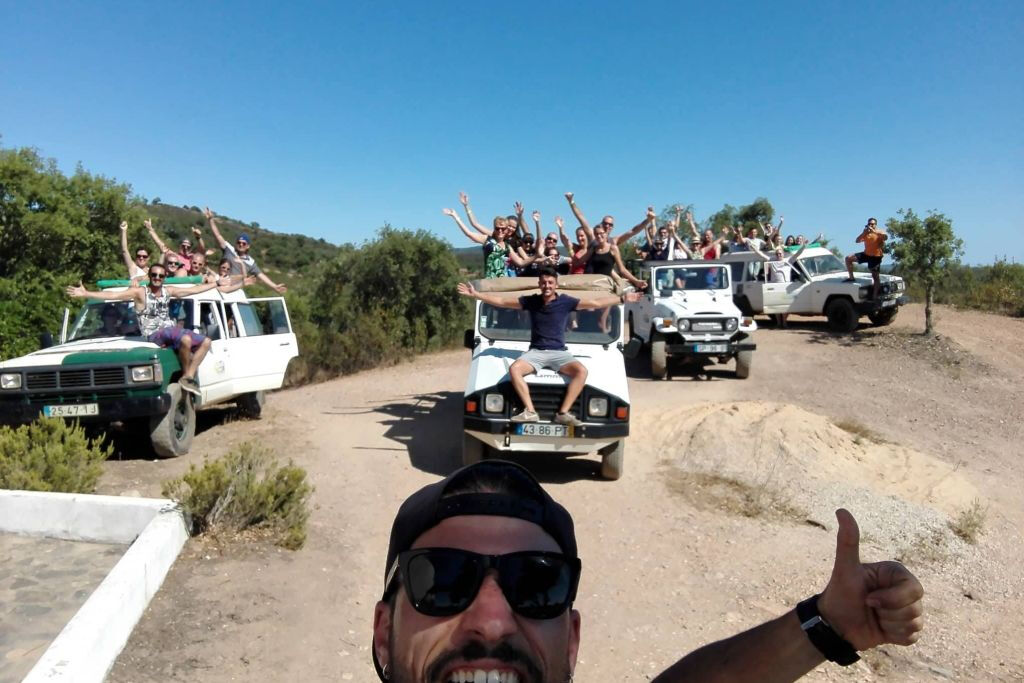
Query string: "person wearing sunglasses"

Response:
xmin=372 ymin=460 xmax=925 ymax=683
xmin=65 ymin=263 xmax=230 ymax=396
xmin=204 ymin=207 xmax=288 ymax=293
xmin=143 ymin=217 xmax=194 ymax=275
xmin=119 ymin=220 xmax=151 ymax=279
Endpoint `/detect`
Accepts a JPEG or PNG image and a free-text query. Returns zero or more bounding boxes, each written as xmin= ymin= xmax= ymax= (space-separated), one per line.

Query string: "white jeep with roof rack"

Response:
xmin=624 ymin=260 xmax=757 ymax=379
xmin=0 ymin=277 xmax=297 ymax=457
xmin=461 ymin=275 xmax=631 ymax=480
xmin=720 ymin=246 xmax=909 ymax=332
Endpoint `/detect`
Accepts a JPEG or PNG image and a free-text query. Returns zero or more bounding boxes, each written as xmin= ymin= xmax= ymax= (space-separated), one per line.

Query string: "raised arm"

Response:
xmin=748 ymin=238 xmax=770 ymax=262
xmin=66 ymin=282 xmax=141 ymax=303
xmin=215 ymin=275 xmax=257 ymax=294
xmin=191 ymin=226 xmax=211 ymax=256
xmin=459 ymin=192 xmax=490 ymax=236
xmin=610 ymin=244 xmax=647 ymax=289
xmin=668 ymin=225 xmax=694 ymax=259
xmin=653 ymin=509 xmax=924 ymax=683
xmin=144 ymin=218 xmax=172 ymax=256
xmin=119 ymin=221 xmax=135 ymax=274
xmin=444 ymin=208 xmax=487 ymax=245
xmin=615 ymin=206 xmax=656 ymax=246
xmin=530 ymin=209 xmax=542 ymax=245
xmin=165 ymin=280 xmax=221 ymax=298
xmin=204 ymin=207 xmax=229 ymax=249
xmin=456 ymin=281 xmax=524 ymax=309
xmin=685 ymin=211 xmax=699 ymax=239
xmin=564 ymin=192 xmax=593 ymax=240
xmin=555 ymin=216 xmax=573 ymax=253
xmin=255 ymin=272 xmax=287 ymax=294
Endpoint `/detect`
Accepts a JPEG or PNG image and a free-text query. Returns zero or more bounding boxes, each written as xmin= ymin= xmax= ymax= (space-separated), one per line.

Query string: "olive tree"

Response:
xmin=886 ymin=209 xmax=964 ymax=335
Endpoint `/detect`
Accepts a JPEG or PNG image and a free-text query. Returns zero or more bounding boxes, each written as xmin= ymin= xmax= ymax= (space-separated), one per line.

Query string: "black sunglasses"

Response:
xmin=385 ymin=548 xmax=580 ymax=619
xmin=149 ymin=272 xmax=166 ymax=279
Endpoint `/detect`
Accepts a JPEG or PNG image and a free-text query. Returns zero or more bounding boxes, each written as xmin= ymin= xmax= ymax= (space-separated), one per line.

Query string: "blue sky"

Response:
xmin=2 ymin=1 xmax=1021 ymax=264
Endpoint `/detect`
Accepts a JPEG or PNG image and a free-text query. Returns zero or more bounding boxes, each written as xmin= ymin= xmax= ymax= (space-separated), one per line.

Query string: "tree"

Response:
xmin=886 ymin=209 xmax=963 ymax=335
xmin=735 ymin=198 xmax=775 ymax=233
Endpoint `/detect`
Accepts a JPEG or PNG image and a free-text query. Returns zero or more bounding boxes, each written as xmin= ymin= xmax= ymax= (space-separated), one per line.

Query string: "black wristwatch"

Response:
xmin=796 ymin=594 xmax=860 ymax=666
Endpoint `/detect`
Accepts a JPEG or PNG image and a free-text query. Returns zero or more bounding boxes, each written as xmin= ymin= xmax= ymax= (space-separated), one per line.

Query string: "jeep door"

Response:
xmin=193 ymin=299 xmax=236 ymax=403
xmin=225 ymin=297 xmax=298 ymax=394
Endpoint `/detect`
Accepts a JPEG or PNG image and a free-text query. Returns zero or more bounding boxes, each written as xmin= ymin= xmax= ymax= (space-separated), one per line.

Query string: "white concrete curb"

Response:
xmin=0 ymin=490 xmax=189 ymax=683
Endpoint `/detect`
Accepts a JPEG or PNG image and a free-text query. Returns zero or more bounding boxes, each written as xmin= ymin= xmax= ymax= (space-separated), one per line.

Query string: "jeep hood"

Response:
xmin=655 ymin=290 xmax=741 ymax=316
xmin=465 ymin=342 xmax=629 ymax=401
xmin=0 ymin=337 xmax=161 ymax=369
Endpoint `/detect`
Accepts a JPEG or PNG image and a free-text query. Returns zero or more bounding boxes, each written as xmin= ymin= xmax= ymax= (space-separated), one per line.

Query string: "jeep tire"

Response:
xmin=650 ymin=331 xmax=668 ymax=380
xmin=236 ymin=390 xmax=265 ymax=419
xmin=825 ymin=298 xmax=859 ymax=333
xmin=462 ymin=433 xmax=486 ymax=466
xmin=599 ymin=439 xmax=625 ymax=480
xmin=868 ymin=308 xmax=899 ymax=326
xmin=149 ymin=383 xmax=195 ymax=458
xmin=735 ymin=349 xmax=752 ymax=379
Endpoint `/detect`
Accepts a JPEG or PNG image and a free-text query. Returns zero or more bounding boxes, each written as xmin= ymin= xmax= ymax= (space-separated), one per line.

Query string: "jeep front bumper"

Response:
xmin=855 ymin=295 xmax=908 ymax=314
xmin=0 ymin=393 xmax=172 ymax=426
xmin=666 ymin=340 xmax=757 ymax=355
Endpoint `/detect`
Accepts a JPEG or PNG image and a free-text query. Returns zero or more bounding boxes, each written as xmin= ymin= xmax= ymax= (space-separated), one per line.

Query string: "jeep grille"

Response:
xmin=25 ymin=368 xmax=128 ymax=391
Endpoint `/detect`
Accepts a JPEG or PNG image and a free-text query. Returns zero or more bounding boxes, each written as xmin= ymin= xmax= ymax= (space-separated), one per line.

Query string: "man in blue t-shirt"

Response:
xmin=457 ymin=267 xmax=639 ymax=426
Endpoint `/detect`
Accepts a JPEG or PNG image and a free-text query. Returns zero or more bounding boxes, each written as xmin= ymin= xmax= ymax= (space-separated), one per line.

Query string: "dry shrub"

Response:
xmin=949 ymin=498 xmax=987 ymax=544
xmin=834 ymin=419 xmax=887 ymax=445
xmin=664 ymin=468 xmax=804 ymax=522
xmin=0 ymin=417 xmax=110 ymax=492
xmin=162 ymin=441 xmax=312 ymax=550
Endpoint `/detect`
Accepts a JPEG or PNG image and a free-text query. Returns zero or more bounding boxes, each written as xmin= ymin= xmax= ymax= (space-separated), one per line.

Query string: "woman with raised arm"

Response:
xmin=556 ymin=216 xmax=590 ymax=275
xmin=442 ymin=208 xmax=530 ymax=279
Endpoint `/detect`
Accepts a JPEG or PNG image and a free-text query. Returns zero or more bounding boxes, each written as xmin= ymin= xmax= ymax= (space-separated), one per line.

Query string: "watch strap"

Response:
xmin=796 ymin=594 xmax=860 ymax=666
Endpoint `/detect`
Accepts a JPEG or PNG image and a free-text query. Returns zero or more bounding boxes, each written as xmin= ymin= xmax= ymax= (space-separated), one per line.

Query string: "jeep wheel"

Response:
xmin=826 ymin=298 xmax=859 ymax=333
xmin=735 ymin=350 xmax=752 ymax=379
xmin=650 ymin=332 xmax=668 ymax=380
xmin=462 ymin=433 xmax=486 ymax=466
xmin=149 ymin=383 xmax=195 ymax=458
xmin=868 ymin=308 xmax=899 ymax=326
xmin=236 ymin=390 xmax=265 ymax=419
xmin=599 ymin=440 xmax=625 ymax=480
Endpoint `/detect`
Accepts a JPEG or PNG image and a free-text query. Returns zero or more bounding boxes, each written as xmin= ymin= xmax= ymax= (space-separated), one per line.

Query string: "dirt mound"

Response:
xmin=640 ymin=401 xmax=978 ymax=554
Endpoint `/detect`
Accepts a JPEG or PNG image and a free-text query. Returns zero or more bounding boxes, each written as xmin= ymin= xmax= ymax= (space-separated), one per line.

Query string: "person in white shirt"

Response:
xmin=737 ymin=231 xmax=822 ymax=327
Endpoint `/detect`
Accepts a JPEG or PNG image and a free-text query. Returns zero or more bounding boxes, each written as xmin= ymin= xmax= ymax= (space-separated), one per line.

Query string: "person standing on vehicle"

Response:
xmin=204 ymin=207 xmax=288 ymax=293
xmin=65 ymin=263 xmax=229 ymax=395
xmin=457 ymin=268 xmax=640 ymax=426
xmin=844 ymin=218 xmax=887 ymax=299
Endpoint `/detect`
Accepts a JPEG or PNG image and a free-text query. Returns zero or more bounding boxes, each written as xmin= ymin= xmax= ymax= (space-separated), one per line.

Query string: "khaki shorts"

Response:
xmin=519 ymin=348 xmax=577 ymax=373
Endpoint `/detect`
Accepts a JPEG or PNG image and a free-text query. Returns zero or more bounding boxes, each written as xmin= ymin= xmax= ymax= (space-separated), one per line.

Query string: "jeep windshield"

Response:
xmin=652 ymin=266 xmax=728 ymax=296
xmin=798 ymin=253 xmax=846 ymax=276
xmin=66 ymin=300 xmax=151 ymax=341
xmin=478 ymin=303 xmax=620 ymax=345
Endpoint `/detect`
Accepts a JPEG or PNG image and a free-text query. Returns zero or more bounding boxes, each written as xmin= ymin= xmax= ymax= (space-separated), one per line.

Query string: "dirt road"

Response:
xmin=105 ymin=304 xmax=1024 ymax=682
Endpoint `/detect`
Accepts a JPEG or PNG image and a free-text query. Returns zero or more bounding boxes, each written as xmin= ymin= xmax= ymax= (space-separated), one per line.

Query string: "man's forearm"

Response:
xmin=653 ymin=610 xmax=823 ymax=683
xmin=472 ymin=292 xmax=518 ymax=309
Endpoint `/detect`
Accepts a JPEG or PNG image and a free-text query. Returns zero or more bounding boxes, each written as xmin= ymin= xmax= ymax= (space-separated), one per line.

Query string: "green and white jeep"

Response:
xmin=0 ymin=280 xmax=297 ymax=457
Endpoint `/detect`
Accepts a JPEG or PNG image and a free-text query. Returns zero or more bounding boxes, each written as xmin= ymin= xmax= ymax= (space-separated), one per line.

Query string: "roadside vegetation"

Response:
xmin=0 ymin=417 xmax=111 ymax=492
xmin=161 ymin=442 xmax=312 ymax=549
xmin=950 ymin=498 xmax=988 ymax=544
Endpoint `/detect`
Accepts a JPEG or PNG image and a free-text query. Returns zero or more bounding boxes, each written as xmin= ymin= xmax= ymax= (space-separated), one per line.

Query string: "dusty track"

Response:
xmin=105 ymin=304 xmax=1024 ymax=682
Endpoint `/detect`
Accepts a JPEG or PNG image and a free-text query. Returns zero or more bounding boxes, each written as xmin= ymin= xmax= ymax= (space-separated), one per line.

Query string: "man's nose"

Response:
xmin=455 ymin=573 xmax=518 ymax=643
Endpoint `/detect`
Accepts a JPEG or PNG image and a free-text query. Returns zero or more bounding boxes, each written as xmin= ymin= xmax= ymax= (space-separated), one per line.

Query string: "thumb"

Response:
xmin=831 ymin=508 xmax=861 ymax=577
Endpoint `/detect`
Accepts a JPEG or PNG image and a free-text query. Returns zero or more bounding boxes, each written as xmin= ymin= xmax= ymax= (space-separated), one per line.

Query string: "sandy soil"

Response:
xmin=104 ymin=304 xmax=1024 ymax=682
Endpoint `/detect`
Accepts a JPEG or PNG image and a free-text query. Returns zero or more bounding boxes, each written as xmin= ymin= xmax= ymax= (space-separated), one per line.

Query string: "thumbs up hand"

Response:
xmin=818 ymin=509 xmax=925 ymax=651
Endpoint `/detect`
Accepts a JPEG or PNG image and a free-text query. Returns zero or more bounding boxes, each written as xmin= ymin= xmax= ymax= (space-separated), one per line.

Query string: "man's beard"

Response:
xmin=387 ymin=639 xmax=572 ymax=683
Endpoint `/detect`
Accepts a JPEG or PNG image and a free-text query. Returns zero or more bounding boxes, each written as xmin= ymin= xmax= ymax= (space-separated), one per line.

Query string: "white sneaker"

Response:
xmin=554 ymin=412 xmax=583 ymax=427
xmin=179 ymin=377 xmax=200 ymax=396
xmin=511 ymin=409 xmax=539 ymax=423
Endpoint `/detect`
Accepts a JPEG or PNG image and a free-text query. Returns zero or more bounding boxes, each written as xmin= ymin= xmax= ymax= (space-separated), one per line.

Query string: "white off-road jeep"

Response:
xmin=461 ymin=275 xmax=630 ymax=480
xmin=720 ymin=247 xmax=908 ymax=332
xmin=0 ymin=278 xmax=298 ymax=457
xmin=624 ymin=261 xmax=757 ymax=380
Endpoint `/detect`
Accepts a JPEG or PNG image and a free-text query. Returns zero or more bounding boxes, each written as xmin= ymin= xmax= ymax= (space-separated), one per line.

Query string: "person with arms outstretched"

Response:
xmin=204 ymin=207 xmax=287 ymax=293
xmin=457 ymin=268 xmax=641 ymax=426
xmin=564 ymin=193 xmax=653 ymax=247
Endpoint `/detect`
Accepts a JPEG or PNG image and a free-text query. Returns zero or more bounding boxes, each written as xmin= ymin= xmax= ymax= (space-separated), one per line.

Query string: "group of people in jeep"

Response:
xmin=65 ymin=208 xmax=288 ymax=396
xmin=446 ymin=192 xmax=889 ymax=301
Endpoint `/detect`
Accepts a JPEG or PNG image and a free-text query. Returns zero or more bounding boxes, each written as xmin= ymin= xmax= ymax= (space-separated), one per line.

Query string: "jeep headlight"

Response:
xmin=676 ymin=319 xmax=690 ymax=332
xmin=131 ymin=365 xmax=155 ymax=383
xmin=483 ymin=393 xmax=505 ymax=413
xmin=859 ymin=286 xmax=871 ymax=300
xmin=587 ymin=397 xmax=609 ymax=417
xmin=658 ymin=316 xmax=675 ymax=330
xmin=0 ymin=372 xmax=21 ymax=390
xmin=725 ymin=318 xmax=738 ymax=331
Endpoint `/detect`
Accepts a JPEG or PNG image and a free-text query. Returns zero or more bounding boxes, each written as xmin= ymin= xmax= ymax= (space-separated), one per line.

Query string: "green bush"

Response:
xmin=161 ymin=442 xmax=312 ymax=550
xmin=0 ymin=417 xmax=111 ymax=492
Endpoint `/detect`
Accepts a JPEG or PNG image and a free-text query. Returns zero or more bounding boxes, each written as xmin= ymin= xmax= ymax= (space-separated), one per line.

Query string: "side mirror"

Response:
xmin=40 ymin=332 xmax=55 ymax=349
xmin=622 ymin=337 xmax=642 ymax=359
xmin=463 ymin=329 xmax=479 ymax=350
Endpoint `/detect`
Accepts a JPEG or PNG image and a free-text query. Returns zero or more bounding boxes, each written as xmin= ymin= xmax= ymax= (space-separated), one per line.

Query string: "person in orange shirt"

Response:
xmin=845 ymin=217 xmax=888 ymax=299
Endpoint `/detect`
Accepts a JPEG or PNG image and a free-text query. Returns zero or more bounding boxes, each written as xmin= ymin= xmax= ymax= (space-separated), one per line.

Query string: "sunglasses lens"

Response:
xmin=405 ymin=550 xmax=482 ymax=616
xmin=500 ymin=553 xmax=576 ymax=618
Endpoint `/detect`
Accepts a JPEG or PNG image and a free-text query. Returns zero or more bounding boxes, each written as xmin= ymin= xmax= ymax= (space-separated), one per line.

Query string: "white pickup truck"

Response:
xmin=721 ymin=247 xmax=908 ymax=332
xmin=624 ymin=261 xmax=757 ymax=379
xmin=0 ymin=279 xmax=298 ymax=457
xmin=461 ymin=275 xmax=631 ymax=479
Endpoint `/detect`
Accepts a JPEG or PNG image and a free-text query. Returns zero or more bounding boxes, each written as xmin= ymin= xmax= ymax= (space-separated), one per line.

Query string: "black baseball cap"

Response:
xmin=373 ymin=460 xmax=578 ymax=679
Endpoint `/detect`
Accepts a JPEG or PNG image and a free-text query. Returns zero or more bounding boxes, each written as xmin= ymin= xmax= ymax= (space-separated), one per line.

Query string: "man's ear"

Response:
xmin=373 ymin=600 xmax=393 ymax=671
xmin=567 ymin=609 xmax=582 ymax=674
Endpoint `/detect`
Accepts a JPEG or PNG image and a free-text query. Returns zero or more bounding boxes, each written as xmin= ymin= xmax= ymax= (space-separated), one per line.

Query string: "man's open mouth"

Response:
xmin=445 ymin=669 xmax=520 ymax=682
